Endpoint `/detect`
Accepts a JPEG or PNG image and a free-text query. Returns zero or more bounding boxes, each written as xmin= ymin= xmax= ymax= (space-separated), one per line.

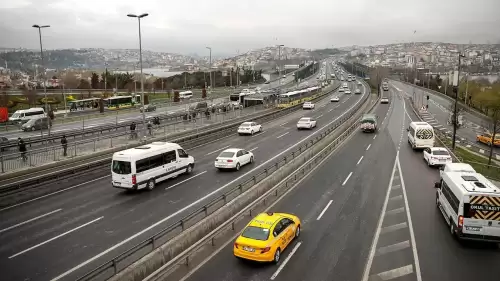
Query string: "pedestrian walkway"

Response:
xmin=0 ymin=108 xmax=257 ymax=174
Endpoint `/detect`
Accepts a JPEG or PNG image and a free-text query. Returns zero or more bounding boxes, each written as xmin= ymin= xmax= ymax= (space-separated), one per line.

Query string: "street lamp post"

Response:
xmin=206 ymin=47 xmax=212 ymax=92
xmin=452 ymin=53 xmax=465 ymax=150
xmin=33 ymin=24 xmax=51 ymax=136
xmin=127 ymin=13 xmax=148 ymax=139
xmin=277 ymin=44 xmax=284 ymax=87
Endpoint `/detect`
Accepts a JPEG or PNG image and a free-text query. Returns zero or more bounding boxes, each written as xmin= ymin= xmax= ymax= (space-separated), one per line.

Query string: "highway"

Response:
xmin=0 ymin=62 xmax=350 ymax=281
xmin=169 ymin=86 xmax=500 ymax=281
xmin=391 ymin=81 xmax=499 ymax=156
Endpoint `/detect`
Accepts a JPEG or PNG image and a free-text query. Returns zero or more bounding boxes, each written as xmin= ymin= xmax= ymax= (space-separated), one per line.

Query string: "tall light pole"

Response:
xmin=33 ymin=24 xmax=51 ymax=136
xmin=452 ymin=53 xmax=465 ymax=150
xmin=206 ymin=47 xmax=212 ymax=91
xmin=127 ymin=13 xmax=148 ymax=138
xmin=277 ymin=44 xmax=284 ymax=87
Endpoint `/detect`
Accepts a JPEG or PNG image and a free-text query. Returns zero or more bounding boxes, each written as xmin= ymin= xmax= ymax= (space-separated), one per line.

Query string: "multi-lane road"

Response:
xmin=169 ymin=85 xmax=500 ymax=281
xmin=391 ymin=81 xmax=499 ymax=157
xmin=0 ymin=62 xmax=356 ymax=281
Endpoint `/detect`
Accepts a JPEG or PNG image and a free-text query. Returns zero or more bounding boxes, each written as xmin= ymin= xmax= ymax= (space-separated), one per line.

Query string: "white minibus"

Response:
xmin=9 ymin=108 xmax=46 ymax=124
xmin=407 ymin=121 xmax=434 ymax=149
xmin=111 ymin=142 xmax=195 ymax=191
xmin=435 ymin=171 xmax=500 ymax=242
xmin=179 ymin=91 xmax=193 ymax=99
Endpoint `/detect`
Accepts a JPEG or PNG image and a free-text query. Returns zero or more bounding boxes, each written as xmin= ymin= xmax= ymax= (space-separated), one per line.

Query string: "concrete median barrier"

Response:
xmin=107 ymin=86 xmax=374 ymax=281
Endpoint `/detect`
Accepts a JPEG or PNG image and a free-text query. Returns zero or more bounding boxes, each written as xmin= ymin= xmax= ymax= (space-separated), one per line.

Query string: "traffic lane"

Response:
xmin=0 ymin=87 xmax=359 ymax=280
xmin=0 ymin=87 xmax=343 ymax=227
xmin=184 ymin=108 xmax=395 ymax=281
xmin=400 ymin=99 xmax=500 ymax=281
xmin=0 ymin=97 xmax=228 ymax=140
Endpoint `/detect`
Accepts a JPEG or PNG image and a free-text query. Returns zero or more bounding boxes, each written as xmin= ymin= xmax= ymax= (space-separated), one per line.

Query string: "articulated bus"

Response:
xmin=277 ymin=86 xmax=321 ymax=108
xmin=68 ymin=98 xmax=101 ymax=112
xmin=104 ymin=95 xmax=141 ymax=110
xmin=229 ymin=89 xmax=257 ymax=107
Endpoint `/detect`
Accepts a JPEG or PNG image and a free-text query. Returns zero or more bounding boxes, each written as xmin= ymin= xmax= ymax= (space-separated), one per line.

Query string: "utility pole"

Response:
xmin=32 ymin=24 xmax=51 ymax=136
xmin=452 ymin=54 xmax=465 ymax=150
xmin=277 ymin=44 xmax=284 ymax=87
xmin=104 ymin=61 xmax=108 ymax=93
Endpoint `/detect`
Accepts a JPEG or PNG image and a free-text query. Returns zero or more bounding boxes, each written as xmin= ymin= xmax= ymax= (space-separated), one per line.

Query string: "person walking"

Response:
xmin=18 ymin=137 xmax=27 ymax=162
xmin=147 ymin=120 xmax=153 ymax=136
xmin=61 ymin=135 xmax=68 ymax=156
xmin=130 ymin=122 xmax=137 ymax=139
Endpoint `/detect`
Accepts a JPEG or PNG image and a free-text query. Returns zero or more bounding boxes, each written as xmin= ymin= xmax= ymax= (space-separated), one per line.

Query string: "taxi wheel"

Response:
xmin=273 ymin=248 xmax=281 ymax=264
xmin=295 ymin=225 xmax=301 ymax=238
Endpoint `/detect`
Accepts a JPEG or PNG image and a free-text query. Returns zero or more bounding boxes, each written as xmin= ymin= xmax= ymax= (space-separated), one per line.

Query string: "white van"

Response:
xmin=439 ymin=163 xmax=475 ymax=177
xmin=435 ymin=171 xmax=500 ymax=242
xmin=179 ymin=91 xmax=193 ymax=99
xmin=407 ymin=121 xmax=434 ymax=149
xmin=9 ymin=108 xmax=46 ymax=124
xmin=111 ymin=142 xmax=195 ymax=191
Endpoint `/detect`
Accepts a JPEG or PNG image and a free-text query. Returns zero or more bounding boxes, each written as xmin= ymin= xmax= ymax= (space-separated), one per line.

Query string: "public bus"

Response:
xmin=229 ymin=89 xmax=257 ymax=107
xmin=68 ymin=98 xmax=101 ymax=112
xmin=104 ymin=95 xmax=141 ymax=110
xmin=278 ymin=86 xmax=321 ymax=108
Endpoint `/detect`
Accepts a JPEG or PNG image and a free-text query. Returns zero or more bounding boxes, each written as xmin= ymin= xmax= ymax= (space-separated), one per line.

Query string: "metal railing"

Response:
xmin=75 ymin=81 xmax=368 ymax=281
xmin=0 ymin=104 xmax=270 ymax=174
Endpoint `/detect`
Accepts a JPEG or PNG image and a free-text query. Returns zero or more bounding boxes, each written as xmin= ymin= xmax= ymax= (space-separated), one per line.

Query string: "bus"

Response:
xmin=229 ymin=89 xmax=257 ymax=107
xmin=68 ymin=98 xmax=101 ymax=112
xmin=104 ymin=95 xmax=141 ymax=110
xmin=278 ymin=86 xmax=321 ymax=107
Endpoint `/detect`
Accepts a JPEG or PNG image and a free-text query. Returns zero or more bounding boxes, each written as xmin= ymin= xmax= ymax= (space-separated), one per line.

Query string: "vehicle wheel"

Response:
xmin=449 ymin=219 xmax=455 ymax=236
xmin=488 ymin=142 xmax=492 ymax=146
xmin=295 ymin=225 xmax=301 ymax=238
xmin=235 ymin=163 xmax=240 ymax=171
xmin=260 ymin=127 xmax=263 ymax=132
xmin=249 ymin=156 xmax=254 ymax=163
xmin=31 ymin=127 xmax=35 ymax=131
xmin=251 ymin=130 xmax=254 ymax=135
xmin=238 ymin=133 xmax=242 ymax=136
xmin=185 ymin=164 xmax=193 ymax=174
xmin=273 ymin=248 xmax=281 ymax=264
xmin=146 ymin=179 xmax=156 ymax=191
xmin=436 ymin=194 xmax=440 ymax=208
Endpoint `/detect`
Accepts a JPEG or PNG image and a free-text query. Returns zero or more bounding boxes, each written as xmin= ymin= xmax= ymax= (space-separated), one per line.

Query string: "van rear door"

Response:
xmin=463 ymin=195 xmax=500 ymax=237
xmin=111 ymin=160 xmax=133 ymax=188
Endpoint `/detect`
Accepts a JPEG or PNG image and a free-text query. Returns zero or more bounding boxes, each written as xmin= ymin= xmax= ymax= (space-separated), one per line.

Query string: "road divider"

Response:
xmin=71 ymin=81 xmax=372 ymax=281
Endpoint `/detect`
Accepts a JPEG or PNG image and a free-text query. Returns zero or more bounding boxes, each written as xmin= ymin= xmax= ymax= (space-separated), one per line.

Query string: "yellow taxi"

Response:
xmin=233 ymin=212 xmax=301 ymax=263
xmin=476 ymin=132 xmax=500 ymax=147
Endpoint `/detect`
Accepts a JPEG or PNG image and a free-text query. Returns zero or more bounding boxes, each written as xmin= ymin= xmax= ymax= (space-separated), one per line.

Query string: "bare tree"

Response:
xmin=22 ymin=89 xmax=38 ymax=107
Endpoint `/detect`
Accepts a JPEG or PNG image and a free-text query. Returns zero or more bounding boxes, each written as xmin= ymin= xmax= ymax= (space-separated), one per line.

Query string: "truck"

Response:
xmin=360 ymin=114 xmax=378 ymax=133
xmin=382 ymin=82 xmax=389 ymax=91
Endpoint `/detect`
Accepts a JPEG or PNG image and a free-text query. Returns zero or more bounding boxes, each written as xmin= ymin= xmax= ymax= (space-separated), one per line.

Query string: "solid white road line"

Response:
xmin=357 ymin=156 xmax=364 ymax=165
xmin=276 ymin=132 xmax=290 ymax=139
xmin=316 ymin=114 xmax=323 ymax=119
xmin=248 ymin=147 xmax=258 ymax=152
xmin=373 ymin=135 xmax=377 ymax=140
xmin=280 ymin=122 xmax=288 ymax=126
xmin=9 ymin=216 xmax=104 ymax=259
xmin=51 ymin=84 xmax=368 ymax=281
xmin=316 ymin=200 xmax=333 ymax=220
xmin=165 ymin=171 xmax=207 ymax=190
xmin=0 ymin=175 xmax=109 ymax=213
xmin=342 ymin=172 xmax=353 ymax=186
xmin=366 ymin=144 xmax=371 ymax=151
xmin=0 ymin=209 xmax=62 ymax=234
xmin=205 ymin=145 xmax=230 ymax=156
xmin=270 ymin=242 xmax=303 ymax=280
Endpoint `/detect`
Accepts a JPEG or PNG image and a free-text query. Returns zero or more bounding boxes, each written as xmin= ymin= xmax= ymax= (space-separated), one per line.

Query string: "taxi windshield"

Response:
xmin=241 ymin=226 xmax=270 ymax=241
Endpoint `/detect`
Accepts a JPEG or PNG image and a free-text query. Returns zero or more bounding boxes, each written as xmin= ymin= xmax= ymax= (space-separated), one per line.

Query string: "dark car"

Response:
xmin=140 ymin=104 xmax=157 ymax=112
xmin=21 ymin=117 xmax=52 ymax=132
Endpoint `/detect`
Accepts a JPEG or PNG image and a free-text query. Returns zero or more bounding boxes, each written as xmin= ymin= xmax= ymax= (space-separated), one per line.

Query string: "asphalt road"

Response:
xmin=0 ymin=63 xmax=358 ymax=281
xmin=174 ymin=84 xmax=500 ymax=281
xmin=177 ymin=81 xmax=397 ymax=281
xmin=390 ymin=81 xmax=499 ymax=155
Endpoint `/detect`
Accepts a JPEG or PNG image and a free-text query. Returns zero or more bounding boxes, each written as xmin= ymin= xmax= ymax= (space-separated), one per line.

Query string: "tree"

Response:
xmin=22 ymin=89 xmax=38 ymax=107
xmin=91 ymin=72 xmax=99 ymax=89
xmin=77 ymin=79 xmax=91 ymax=89
xmin=63 ymin=74 xmax=79 ymax=89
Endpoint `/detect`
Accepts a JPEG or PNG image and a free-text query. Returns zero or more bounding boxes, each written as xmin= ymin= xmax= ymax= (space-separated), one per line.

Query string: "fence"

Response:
xmin=0 ymin=104 xmax=269 ymax=174
xmin=74 ymin=81 xmax=370 ymax=281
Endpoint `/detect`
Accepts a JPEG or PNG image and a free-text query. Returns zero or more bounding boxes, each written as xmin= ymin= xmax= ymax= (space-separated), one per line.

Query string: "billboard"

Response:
xmin=284 ymin=64 xmax=300 ymax=70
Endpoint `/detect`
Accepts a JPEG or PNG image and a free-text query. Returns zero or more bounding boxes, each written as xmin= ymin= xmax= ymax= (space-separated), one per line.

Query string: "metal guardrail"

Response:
xmin=75 ymin=81 xmax=367 ymax=281
xmin=0 ymin=84 xmax=339 ymax=194
xmin=145 ymin=88 xmax=380 ymax=281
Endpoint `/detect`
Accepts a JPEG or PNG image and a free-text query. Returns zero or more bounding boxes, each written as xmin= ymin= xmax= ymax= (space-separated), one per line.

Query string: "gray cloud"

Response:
xmin=0 ymin=0 xmax=498 ymax=56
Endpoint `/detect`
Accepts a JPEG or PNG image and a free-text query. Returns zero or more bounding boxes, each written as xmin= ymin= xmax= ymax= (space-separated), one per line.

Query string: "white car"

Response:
xmin=354 ymin=88 xmax=361 ymax=94
xmin=331 ymin=96 xmax=340 ymax=102
xmin=338 ymin=88 xmax=344 ymax=92
xmin=215 ymin=148 xmax=254 ymax=171
xmin=237 ymin=122 xmax=262 ymax=135
xmin=345 ymin=90 xmax=352 ymax=94
xmin=297 ymin=117 xmax=317 ymax=130
xmin=303 ymin=102 xmax=315 ymax=109
xmin=423 ymin=147 xmax=452 ymax=167
xmin=381 ymin=97 xmax=389 ymax=104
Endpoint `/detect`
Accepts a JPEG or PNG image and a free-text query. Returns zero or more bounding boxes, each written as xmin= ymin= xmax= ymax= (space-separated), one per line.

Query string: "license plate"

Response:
xmin=114 ymin=182 xmax=121 ymax=186
xmin=243 ymin=246 xmax=255 ymax=252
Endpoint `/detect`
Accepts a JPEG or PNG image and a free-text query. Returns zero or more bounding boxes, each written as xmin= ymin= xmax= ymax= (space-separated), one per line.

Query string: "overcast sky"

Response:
xmin=0 ymin=0 xmax=499 ymax=56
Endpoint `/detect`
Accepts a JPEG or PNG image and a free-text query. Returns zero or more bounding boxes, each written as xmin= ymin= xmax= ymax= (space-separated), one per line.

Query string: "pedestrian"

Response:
xmin=61 ymin=135 xmax=68 ymax=156
xmin=130 ymin=122 xmax=137 ymax=139
xmin=18 ymin=137 xmax=27 ymax=162
xmin=147 ymin=120 xmax=152 ymax=135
